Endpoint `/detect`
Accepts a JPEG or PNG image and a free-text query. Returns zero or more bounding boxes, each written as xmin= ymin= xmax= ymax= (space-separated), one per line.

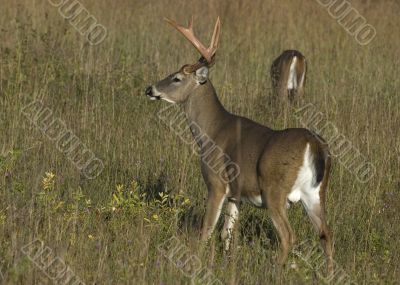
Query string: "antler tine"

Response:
xmin=208 ymin=17 xmax=221 ymax=59
xmin=164 ymin=16 xmax=221 ymax=64
xmin=188 ymin=16 xmax=194 ymax=31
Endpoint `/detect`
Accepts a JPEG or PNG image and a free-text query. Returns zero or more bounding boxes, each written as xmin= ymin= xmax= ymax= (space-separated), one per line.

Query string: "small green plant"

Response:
xmin=37 ymin=172 xmax=62 ymax=210
xmin=0 ymin=149 xmax=21 ymax=176
xmin=107 ymin=180 xmax=191 ymax=229
xmin=109 ymin=180 xmax=147 ymax=212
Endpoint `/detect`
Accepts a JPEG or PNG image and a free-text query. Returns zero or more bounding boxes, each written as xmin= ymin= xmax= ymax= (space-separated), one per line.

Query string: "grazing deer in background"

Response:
xmin=271 ymin=50 xmax=307 ymax=101
xmin=145 ymin=17 xmax=333 ymax=274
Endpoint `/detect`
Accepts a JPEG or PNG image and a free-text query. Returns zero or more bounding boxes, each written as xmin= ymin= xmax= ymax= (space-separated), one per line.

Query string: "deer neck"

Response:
xmin=183 ymin=80 xmax=230 ymax=139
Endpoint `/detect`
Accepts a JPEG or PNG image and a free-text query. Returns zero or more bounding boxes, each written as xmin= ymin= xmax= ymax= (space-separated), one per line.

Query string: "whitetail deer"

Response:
xmin=145 ymin=17 xmax=333 ymax=274
xmin=271 ymin=50 xmax=307 ymax=101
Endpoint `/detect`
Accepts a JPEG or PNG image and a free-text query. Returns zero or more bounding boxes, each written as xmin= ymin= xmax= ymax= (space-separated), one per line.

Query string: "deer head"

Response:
xmin=145 ymin=17 xmax=221 ymax=104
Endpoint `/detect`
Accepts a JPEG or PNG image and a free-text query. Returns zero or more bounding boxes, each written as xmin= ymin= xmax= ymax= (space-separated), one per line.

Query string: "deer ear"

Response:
xmin=195 ymin=66 xmax=209 ymax=84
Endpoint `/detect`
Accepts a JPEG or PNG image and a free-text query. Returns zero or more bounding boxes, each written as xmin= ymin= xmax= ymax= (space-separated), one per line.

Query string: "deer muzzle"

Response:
xmin=145 ymin=85 xmax=160 ymax=100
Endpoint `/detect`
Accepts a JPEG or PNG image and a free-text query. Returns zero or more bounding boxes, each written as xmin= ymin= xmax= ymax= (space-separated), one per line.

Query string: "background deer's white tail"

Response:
xmin=287 ymin=56 xmax=298 ymax=90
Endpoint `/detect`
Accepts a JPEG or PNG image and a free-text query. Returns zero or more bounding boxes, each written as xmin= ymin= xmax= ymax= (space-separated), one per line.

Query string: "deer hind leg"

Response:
xmin=269 ymin=205 xmax=295 ymax=266
xmin=301 ymin=187 xmax=333 ymax=274
xmin=296 ymin=85 xmax=304 ymax=99
xmin=268 ymin=201 xmax=295 ymax=285
xmin=261 ymin=185 xmax=295 ymax=267
xmin=221 ymin=198 xmax=239 ymax=251
xmin=288 ymin=89 xmax=296 ymax=102
xmin=278 ymin=82 xmax=289 ymax=100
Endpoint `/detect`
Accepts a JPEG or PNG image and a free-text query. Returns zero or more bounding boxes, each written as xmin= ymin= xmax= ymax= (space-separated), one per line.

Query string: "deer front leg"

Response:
xmin=201 ymin=188 xmax=226 ymax=241
xmin=221 ymin=198 xmax=239 ymax=251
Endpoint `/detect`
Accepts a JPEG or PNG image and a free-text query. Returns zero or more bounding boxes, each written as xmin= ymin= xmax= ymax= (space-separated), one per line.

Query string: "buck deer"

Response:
xmin=271 ymin=50 xmax=307 ymax=101
xmin=145 ymin=17 xmax=333 ymax=274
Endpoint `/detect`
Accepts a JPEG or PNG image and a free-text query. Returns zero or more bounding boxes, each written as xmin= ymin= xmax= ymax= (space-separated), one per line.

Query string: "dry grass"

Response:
xmin=0 ymin=0 xmax=399 ymax=284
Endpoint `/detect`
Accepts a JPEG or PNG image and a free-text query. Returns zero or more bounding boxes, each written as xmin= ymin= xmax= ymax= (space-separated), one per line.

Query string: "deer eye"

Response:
xmin=172 ymin=76 xmax=181 ymax=82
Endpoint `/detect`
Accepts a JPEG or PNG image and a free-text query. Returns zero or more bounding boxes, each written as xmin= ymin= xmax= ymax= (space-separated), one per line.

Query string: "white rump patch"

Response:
xmin=287 ymin=56 xmax=298 ymax=90
xmin=288 ymin=144 xmax=321 ymax=211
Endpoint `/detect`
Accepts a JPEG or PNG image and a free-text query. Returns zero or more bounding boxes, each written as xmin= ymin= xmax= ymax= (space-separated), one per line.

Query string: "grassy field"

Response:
xmin=1 ymin=0 xmax=399 ymax=284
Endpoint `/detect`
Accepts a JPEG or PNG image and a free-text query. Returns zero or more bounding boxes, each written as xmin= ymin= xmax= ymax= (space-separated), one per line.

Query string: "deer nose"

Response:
xmin=145 ymin=86 xmax=153 ymax=96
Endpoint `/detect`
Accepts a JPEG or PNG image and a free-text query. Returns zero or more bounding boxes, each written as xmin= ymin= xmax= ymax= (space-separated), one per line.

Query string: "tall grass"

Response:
xmin=0 ymin=0 xmax=399 ymax=284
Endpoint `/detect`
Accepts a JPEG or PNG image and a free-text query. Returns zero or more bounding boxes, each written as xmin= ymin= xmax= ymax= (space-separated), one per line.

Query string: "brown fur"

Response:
xmin=147 ymin=73 xmax=333 ymax=275
xmin=271 ymin=50 xmax=307 ymax=101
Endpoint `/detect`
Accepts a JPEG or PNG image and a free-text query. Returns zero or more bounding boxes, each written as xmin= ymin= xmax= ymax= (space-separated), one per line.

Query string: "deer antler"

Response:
xmin=165 ymin=16 xmax=221 ymax=72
